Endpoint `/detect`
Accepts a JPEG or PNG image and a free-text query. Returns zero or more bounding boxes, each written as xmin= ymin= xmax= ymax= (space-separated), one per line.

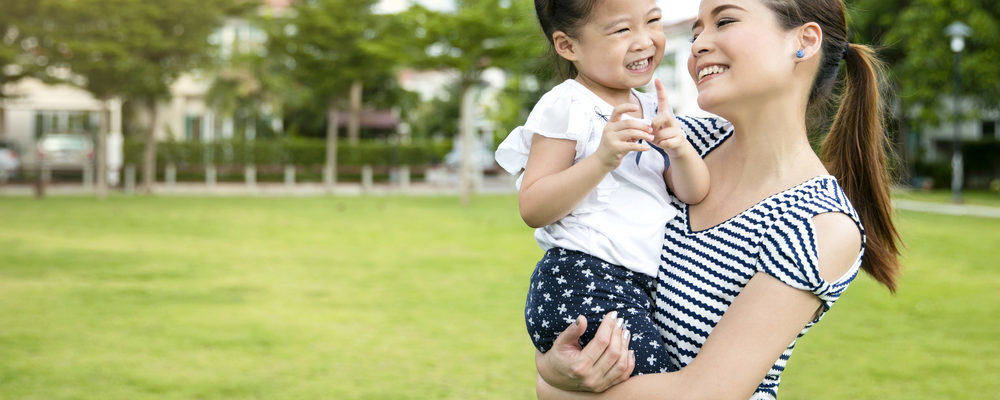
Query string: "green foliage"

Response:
xmin=123 ymin=138 xmax=452 ymax=167
xmin=405 ymin=0 xmax=545 ymax=84
xmin=265 ymin=0 xmax=398 ymax=103
xmin=0 ymin=1 xmax=45 ymax=97
xmin=38 ymin=0 xmax=237 ymax=101
xmin=849 ymin=0 xmax=1000 ymax=125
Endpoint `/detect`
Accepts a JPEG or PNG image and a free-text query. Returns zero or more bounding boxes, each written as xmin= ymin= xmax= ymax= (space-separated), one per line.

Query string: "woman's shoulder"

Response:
xmin=757 ymin=175 xmax=865 ymax=305
xmin=674 ymin=115 xmax=734 ymax=158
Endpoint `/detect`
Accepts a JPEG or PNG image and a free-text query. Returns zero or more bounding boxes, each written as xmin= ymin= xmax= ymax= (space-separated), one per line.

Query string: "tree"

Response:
xmin=265 ymin=0 xmax=403 ymax=189
xmin=41 ymin=0 xmax=239 ymax=194
xmin=849 ymin=0 xmax=1000 ymax=177
xmin=405 ymin=0 xmax=545 ymax=205
xmin=0 ymin=1 xmax=45 ymax=98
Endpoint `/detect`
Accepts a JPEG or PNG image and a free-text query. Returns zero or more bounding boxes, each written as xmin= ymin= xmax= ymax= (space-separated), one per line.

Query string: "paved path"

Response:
xmin=0 ymin=177 xmax=520 ymax=197
xmin=893 ymin=199 xmax=1000 ymax=219
xmin=5 ymin=181 xmax=999 ymax=219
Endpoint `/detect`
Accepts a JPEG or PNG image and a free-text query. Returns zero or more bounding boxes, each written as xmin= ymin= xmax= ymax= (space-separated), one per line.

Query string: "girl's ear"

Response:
xmin=794 ymin=22 xmax=823 ymax=62
xmin=552 ymin=31 xmax=579 ymax=62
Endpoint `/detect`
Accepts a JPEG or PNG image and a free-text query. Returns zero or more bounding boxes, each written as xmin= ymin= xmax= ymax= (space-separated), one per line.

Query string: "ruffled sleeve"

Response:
xmin=495 ymin=88 xmax=594 ymax=188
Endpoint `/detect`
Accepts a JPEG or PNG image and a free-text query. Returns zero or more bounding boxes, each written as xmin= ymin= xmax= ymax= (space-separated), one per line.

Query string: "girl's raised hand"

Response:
xmin=595 ymin=103 xmax=654 ymax=169
xmin=651 ymin=79 xmax=690 ymax=156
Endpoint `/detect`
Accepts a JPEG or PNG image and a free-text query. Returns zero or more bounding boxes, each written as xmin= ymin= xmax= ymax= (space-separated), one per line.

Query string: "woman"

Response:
xmin=534 ymin=0 xmax=902 ymax=398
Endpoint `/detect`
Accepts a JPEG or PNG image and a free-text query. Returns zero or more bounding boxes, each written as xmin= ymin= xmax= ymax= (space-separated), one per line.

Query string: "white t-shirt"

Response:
xmin=495 ymin=79 xmax=678 ymax=277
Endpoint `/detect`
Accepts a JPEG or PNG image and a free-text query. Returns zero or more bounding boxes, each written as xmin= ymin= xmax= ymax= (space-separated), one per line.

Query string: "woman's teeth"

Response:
xmin=627 ymin=58 xmax=650 ymax=71
xmin=698 ymin=65 xmax=729 ymax=80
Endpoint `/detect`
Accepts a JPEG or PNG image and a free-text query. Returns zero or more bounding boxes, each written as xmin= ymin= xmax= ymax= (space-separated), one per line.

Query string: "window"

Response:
xmin=982 ymin=120 xmax=996 ymax=139
xmin=33 ymin=110 xmax=99 ymax=138
xmin=185 ymin=115 xmax=203 ymax=141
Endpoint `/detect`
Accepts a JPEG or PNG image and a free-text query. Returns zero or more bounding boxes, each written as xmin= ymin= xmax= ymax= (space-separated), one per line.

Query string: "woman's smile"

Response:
xmin=695 ymin=63 xmax=730 ymax=85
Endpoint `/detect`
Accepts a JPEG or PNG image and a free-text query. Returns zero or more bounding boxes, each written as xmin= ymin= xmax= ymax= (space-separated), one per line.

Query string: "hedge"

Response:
xmin=123 ymin=138 xmax=452 ymax=167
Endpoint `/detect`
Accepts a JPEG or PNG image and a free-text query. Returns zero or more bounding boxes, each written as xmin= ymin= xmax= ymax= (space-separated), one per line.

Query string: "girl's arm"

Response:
xmin=536 ymin=213 xmax=863 ymax=399
xmin=651 ymin=79 xmax=710 ymax=205
xmin=519 ymin=103 xmax=655 ymax=228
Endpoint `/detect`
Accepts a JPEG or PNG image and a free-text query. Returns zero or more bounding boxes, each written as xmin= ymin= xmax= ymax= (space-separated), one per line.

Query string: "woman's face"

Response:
xmin=687 ymin=0 xmax=802 ymax=116
xmin=568 ymin=0 xmax=666 ymax=91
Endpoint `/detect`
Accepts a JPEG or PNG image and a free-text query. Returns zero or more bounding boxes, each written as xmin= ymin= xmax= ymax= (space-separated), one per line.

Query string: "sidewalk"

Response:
xmin=893 ymin=199 xmax=1000 ymax=219
xmin=0 ymin=176 xmax=520 ymax=197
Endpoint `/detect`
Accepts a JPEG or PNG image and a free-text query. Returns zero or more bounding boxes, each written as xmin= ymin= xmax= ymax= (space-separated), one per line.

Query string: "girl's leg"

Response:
xmin=525 ymin=248 xmax=674 ymax=375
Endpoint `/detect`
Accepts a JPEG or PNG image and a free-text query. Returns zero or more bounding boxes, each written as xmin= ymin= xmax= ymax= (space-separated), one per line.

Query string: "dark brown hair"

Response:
xmin=534 ymin=0 xmax=599 ymax=80
xmin=765 ymin=0 xmax=902 ymax=292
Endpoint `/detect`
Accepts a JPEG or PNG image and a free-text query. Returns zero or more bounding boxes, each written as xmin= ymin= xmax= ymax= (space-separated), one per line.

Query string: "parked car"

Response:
xmin=36 ymin=133 xmax=93 ymax=171
xmin=0 ymin=140 xmax=20 ymax=178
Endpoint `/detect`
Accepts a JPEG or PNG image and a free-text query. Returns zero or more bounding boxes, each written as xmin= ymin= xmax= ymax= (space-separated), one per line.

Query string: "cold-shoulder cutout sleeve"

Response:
xmin=756 ymin=202 xmax=866 ymax=317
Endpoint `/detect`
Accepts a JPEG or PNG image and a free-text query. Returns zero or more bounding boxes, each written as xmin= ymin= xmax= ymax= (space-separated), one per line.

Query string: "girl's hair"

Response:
xmin=534 ymin=0 xmax=598 ymax=80
xmin=765 ymin=0 xmax=902 ymax=292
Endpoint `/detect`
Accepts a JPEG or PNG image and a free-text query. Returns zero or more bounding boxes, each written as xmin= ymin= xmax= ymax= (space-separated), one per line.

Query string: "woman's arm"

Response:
xmin=519 ymin=104 xmax=654 ymax=228
xmin=536 ymin=214 xmax=863 ymax=399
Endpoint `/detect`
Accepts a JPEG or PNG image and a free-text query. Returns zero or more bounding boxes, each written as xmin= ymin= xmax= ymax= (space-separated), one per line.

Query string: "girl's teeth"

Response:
xmin=627 ymin=59 xmax=649 ymax=70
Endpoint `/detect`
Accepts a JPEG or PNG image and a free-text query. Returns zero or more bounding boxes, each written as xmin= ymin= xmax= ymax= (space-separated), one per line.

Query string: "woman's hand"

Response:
xmin=535 ymin=312 xmax=636 ymax=393
xmin=594 ymin=104 xmax=654 ymax=170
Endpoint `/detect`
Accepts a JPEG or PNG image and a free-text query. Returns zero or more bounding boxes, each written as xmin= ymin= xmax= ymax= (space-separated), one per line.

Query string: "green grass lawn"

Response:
xmin=0 ymin=195 xmax=997 ymax=399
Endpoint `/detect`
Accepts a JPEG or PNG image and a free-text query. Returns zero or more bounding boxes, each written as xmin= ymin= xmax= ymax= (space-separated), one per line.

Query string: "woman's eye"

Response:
xmin=716 ymin=18 xmax=736 ymax=28
xmin=648 ymin=18 xmax=661 ymax=24
xmin=689 ymin=34 xmax=698 ymax=43
xmin=615 ymin=28 xmax=629 ymax=34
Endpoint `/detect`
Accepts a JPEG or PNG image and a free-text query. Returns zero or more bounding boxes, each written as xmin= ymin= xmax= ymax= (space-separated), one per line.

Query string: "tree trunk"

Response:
xmin=459 ymin=81 xmax=477 ymax=207
xmin=96 ymin=99 xmax=109 ymax=199
xmin=348 ymin=80 xmax=362 ymax=144
xmin=142 ymin=98 xmax=158 ymax=193
xmin=324 ymin=101 xmax=339 ymax=189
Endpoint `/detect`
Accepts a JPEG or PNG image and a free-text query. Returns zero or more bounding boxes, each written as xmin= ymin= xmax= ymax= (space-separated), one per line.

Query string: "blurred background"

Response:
xmin=0 ymin=0 xmax=997 ymax=399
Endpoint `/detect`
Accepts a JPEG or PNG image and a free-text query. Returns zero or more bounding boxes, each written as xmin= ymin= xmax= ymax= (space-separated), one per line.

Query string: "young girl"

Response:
xmin=495 ymin=0 xmax=718 ymax=375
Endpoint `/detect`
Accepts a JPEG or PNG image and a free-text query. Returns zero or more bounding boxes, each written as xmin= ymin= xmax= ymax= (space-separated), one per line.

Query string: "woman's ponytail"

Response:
xmin=820 ymin=43 xmax=902 ymax=292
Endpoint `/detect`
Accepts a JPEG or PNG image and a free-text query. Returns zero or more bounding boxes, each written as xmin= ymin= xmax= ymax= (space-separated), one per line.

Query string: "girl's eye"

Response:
xmin=615 ymin=28 xmax=629 ymax=34
xmin=689 ymin=34 xmax=698 ymax=43
xmin=716 ymin=18 xmax=736 ymax=28
xmin=648 ymin=17 xmax=661 ymax=24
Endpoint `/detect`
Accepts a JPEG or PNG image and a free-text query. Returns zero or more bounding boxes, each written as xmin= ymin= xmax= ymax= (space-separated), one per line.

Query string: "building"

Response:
xmin=0 ymin=77 xmax=124 ymax=182
xmin=144 ymin=0 xmax=291 ymax=144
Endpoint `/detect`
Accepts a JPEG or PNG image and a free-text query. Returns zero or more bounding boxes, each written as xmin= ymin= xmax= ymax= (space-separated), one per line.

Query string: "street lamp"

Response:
xmin=946 ymin=21 xmax=971 ymax=204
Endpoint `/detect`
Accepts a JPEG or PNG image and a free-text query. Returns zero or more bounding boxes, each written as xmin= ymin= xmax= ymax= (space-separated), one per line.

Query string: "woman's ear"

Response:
xmin=552 ymin=31 xmax=579 ymax=62
xmin=795 ymin=22 xmax=823 ymax=61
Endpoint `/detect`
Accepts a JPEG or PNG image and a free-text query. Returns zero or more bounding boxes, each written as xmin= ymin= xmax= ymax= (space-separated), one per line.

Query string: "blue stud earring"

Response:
xmin=796 ymin=49 xmax=805 ymax=58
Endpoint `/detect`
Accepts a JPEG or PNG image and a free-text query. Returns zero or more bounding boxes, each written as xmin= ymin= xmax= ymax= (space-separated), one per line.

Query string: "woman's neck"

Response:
xmin=722 ymin=94 xmax=826 ymax=183
xmin=574 ymin=75 xmax=634 ymax=107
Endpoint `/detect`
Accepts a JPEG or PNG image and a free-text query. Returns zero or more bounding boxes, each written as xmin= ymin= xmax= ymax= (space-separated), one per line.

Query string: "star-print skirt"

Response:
xmin=524 ymin=247 xmax=676 ymax=375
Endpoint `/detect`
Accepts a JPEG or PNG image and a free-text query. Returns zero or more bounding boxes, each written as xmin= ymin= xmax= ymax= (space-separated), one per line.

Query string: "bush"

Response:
xmin=124 ymin=138 xmax=452 ymax=167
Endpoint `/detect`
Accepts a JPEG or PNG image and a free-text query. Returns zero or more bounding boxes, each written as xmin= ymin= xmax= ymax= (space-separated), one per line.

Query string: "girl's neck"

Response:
xmin=574 ymin=75 xmax=634 ymax=107
xmin=722 ymin=94 xmax=826 ymax=183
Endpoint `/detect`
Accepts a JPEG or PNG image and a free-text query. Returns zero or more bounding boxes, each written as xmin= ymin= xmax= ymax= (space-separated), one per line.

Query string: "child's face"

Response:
xmin=568 ymin=0 xmax=665 ymax=91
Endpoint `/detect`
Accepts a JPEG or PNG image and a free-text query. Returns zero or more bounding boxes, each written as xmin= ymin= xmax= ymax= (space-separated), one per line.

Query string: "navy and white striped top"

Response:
xmin=655 ymin=116 xmax=866 ymax=399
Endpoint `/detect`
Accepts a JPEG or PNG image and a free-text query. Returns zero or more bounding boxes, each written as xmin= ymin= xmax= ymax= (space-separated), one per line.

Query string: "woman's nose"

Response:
xmin=691 ymin=35 xmax=711 ymax=57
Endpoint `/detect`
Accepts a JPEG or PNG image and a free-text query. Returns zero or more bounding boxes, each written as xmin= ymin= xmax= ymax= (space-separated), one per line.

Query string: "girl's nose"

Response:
xmin=632 ymin=29 xmax=654 ymax=52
